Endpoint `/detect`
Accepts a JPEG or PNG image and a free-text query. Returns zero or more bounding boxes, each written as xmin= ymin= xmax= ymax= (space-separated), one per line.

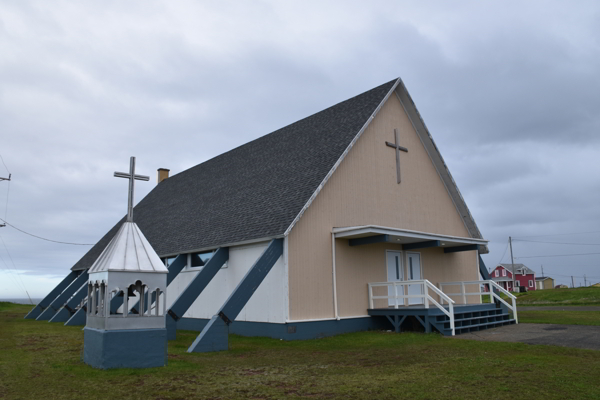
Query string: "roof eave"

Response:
xmin=283 ymin=78 xmax=487 ymax=254
xmin=393 ymin=82 xmax=487 ymax=253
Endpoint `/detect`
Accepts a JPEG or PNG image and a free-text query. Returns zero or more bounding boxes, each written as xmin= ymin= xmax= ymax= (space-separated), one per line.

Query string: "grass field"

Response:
xmin=516 ymin=287 xmax=600 ymax=306
xmin=2 ymin=302 xmax=600 ymax=399
xmin=518 ymin=310 xmax=600 ymax=326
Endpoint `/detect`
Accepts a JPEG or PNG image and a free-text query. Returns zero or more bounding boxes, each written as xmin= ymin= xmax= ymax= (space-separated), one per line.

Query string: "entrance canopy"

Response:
xmin=333 ymin=225 xmax=488 ymax=253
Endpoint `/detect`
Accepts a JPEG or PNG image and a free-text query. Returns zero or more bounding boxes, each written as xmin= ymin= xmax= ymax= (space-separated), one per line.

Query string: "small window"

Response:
xmin=502 ymin=269 xmax=506 ymax=277
xmin=165 ymin=257 xmax=176 ymax=267
xmin=529 ymin=280 xmax=534 ymax=287
xmin=186 ymin=250 xmax=223 ymax=270
xmin=495 ymin=270 xmax=499 ymax=277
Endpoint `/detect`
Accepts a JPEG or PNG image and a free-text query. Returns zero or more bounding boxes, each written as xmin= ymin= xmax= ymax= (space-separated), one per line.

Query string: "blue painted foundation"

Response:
xmin=178 ymin=316 xmax=388 ymax=341
xmin=83 ymin=327 xmax=167 ymax=369
xmin=166 ymin=314 xmax=178 ymax=340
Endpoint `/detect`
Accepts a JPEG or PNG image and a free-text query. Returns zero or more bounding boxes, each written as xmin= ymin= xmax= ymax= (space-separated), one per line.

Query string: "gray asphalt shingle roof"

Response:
xmin=498 ymin=263 xmax=536 ymax=275
xmin=71 ymin=79 xmax=398 ymax=270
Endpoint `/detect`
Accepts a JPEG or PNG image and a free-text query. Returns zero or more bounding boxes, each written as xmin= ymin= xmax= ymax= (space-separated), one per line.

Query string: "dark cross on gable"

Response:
xmin=114 ymin=156 xmax=150 ymax=222
xmin=385 ymin=129 xmax=408 ymax=184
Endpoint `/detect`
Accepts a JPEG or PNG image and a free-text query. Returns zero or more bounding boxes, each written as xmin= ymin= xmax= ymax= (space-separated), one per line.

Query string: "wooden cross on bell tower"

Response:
xmin=385 ymin=129 xmax=408 ymax=184
xmin=114 ymin=157 xmax=150 ymax=222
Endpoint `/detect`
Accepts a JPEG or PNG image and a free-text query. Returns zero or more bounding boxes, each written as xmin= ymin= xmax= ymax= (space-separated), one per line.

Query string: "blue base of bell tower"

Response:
xmin=83 ymin=327 xmax=168 ymax=369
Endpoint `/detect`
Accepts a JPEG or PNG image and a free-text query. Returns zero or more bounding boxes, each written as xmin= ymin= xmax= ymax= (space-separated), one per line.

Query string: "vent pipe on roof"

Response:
xmin=157 ymin=168 xmax=170 ymax=184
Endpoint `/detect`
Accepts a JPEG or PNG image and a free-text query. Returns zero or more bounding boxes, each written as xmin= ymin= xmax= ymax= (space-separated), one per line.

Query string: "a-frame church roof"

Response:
xmin=72 ymin=78 xmax=483 ymax=271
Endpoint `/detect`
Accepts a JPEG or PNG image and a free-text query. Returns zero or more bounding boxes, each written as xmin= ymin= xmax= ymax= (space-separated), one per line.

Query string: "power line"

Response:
xmin=3 ymin=179 xmax=10 ymax=220
xmin=0 ymin=234 xmax=32 ymax=303
xmin=515 ymin=252 xmax=600 ymax=259
xmin=0 ymin=153 xmax=9 ymax=174
xmin=0 ymin=218 xmax=95 ymax=246
xmin=512 ymin=230 xmax=600 ymax=239
xmin=0 ymin=252 xmax=29 ymax=294
xmin=547 ymin=272 xmax=600 ymax=279
xmin=513 ymin=239 xmax=600 ymax=246
xmin=496 ymin=239 xmax=509 ymax=265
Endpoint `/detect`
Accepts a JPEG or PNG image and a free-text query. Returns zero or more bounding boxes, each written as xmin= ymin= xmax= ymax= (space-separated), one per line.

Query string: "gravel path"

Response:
xmin=452 ymin=323 xmax=600 ymax=351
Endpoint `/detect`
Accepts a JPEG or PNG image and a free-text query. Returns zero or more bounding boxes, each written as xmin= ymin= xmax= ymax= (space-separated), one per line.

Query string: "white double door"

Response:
xmin=386 ymin=251 xmax=423 ymax=306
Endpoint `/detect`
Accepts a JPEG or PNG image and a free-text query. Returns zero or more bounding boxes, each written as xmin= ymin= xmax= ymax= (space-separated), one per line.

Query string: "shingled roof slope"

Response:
xmin=71 ymin=79 xmax=398 ymax=270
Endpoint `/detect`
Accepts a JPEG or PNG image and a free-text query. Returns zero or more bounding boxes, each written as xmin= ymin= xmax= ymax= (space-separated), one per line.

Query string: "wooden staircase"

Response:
xmin=429 ymin=304 xmax=516 ymax=336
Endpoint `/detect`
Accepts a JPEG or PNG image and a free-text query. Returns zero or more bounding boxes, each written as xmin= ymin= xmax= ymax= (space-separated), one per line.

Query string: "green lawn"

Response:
xmin=482 ymin=287 xmax=600 ymax=307
xmin=516 ymin=287 xmax=600 ymax=306
xmin=2 ymin=302 xmax=600 ymax=399
xmin=518 ymin=310 xmax=600 ymax=326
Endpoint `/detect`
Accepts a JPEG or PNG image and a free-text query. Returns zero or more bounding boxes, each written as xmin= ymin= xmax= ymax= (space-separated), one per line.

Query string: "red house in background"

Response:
xmin=490 ymin=263 xmax=536 ymax=292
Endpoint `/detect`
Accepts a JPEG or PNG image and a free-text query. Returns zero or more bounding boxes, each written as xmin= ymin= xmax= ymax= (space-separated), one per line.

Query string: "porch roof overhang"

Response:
xmin=332 ymin=225 xmax=488 ymax=253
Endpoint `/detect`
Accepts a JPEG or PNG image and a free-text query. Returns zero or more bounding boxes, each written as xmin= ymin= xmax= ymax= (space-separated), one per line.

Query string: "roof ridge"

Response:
xmin=165 ymin=78 xmax=400 ymax=182
xmin=72 ymin=78 xmax=399 ymax=270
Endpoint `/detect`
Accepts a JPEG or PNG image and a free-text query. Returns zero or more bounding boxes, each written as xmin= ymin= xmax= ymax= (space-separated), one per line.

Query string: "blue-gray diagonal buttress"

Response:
xmin=166 ymin=247 xmax=229 ymax=340
xmin=24 ymin=271 xmax=79 ymax=319
xmin=64 ymin=254 xmax=188 ymax=326
xmin=127 ymin=253 xmax=188 ymax=315
xmin=36 ymin=270 xmax=89 ymax=321
xmin=49 ymin=282 xmax=88 ymax=323
xmin=188 ymin=238 xmax=283 ymax=353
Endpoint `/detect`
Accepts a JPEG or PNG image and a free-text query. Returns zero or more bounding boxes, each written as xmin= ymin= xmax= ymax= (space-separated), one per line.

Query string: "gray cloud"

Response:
xmin=1 ymin=0 xmax=599 ymax=297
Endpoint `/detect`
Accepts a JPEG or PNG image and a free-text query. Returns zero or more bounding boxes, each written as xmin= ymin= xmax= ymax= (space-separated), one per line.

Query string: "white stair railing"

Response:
xmin=488 ymin=280 xmax=518 ymax=324
xmin=368 ymin=280 xmax=455 ymax=336
xmin=439 ymin=280 xmax=518 ymax=324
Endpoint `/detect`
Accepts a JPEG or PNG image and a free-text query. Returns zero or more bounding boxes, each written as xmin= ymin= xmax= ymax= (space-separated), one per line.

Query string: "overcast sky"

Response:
xmin=1 ymin=1 xmax=599 ymax=299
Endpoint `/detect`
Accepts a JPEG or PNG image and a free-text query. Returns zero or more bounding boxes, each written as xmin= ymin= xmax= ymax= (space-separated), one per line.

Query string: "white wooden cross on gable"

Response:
xmin=385 ymin=129 xmax=408 ymax=184
xmin=114 ymin=156 xmax=150 ymax=222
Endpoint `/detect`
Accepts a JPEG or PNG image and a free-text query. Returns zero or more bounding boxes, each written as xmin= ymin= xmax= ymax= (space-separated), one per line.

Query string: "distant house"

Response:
xmin=555 ymin=284 xmax=568 ymax=289
xmin=491 ymin=263 xmax=536 ymax=292
xmin=592 ymin=283 xmax=600 ymax=288
xmin=535 ymin=276 xmax=555 ymax=290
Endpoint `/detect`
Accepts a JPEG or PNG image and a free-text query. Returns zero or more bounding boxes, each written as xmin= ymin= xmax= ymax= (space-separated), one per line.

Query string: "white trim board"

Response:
xmin=333 ymin=225 xmax=488 ymax=246
xmin=283 ymin=79 xmax=402 ymax=237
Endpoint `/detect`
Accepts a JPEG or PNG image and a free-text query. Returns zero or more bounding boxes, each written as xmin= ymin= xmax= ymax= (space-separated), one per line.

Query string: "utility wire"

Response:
xmin=515 ymin=252 xmax=600 ymax=259
xmin=0 ymin=252 xmax=29 ymax=295
xmin=0 ymin=218 xmax=94 ymax=246
xmin=0 ymin=234 xmax=32 ymax=303
xmin=3 ymin=179 xmax=10 ymax=220
xmin=496 ymin=239 xmax=509 ymax=266
xmin=513 ymin=239 xmax=600 ymax=246
xmin=513 ymin=230 xmax=600 ymax=239
xmin=0 ymin=153 xmax=9 ymax=174
xmin=546 ymin=272 xmax=600 ymax=280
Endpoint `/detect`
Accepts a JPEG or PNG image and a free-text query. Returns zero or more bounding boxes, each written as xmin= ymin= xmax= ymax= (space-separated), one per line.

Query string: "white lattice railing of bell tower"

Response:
xmin=87 ymin=280 xmax=166 ymax=318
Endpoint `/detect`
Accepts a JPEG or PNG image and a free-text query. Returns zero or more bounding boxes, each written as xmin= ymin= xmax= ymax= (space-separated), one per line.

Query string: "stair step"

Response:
xmin=435 ymin=308 xmax=506 ymax=322
xmin=440 ymin=319 xmax=516 ymax=334
xmin=443 ymin=313 xmax=512 ymax=328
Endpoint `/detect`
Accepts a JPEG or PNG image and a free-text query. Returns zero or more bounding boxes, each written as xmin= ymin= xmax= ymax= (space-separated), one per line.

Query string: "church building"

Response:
xmin=27 ymin=78 xmax=518 ymax=351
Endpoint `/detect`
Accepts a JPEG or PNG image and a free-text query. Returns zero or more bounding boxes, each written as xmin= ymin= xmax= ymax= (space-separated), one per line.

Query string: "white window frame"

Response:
xmin=529 ymin=280 xmax=534 ymax=287
xmin=495 ymin=270 xmax=499 ymax=277
xmin=502 ymin=269 xmax=506 ymax=277
xmin=184 ymin=250 xmax=226 ymax=272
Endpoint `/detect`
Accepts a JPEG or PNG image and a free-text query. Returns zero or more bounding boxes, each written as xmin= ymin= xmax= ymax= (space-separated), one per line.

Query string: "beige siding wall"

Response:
xmin=288 ymin=92 xmax=477 ymax=321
